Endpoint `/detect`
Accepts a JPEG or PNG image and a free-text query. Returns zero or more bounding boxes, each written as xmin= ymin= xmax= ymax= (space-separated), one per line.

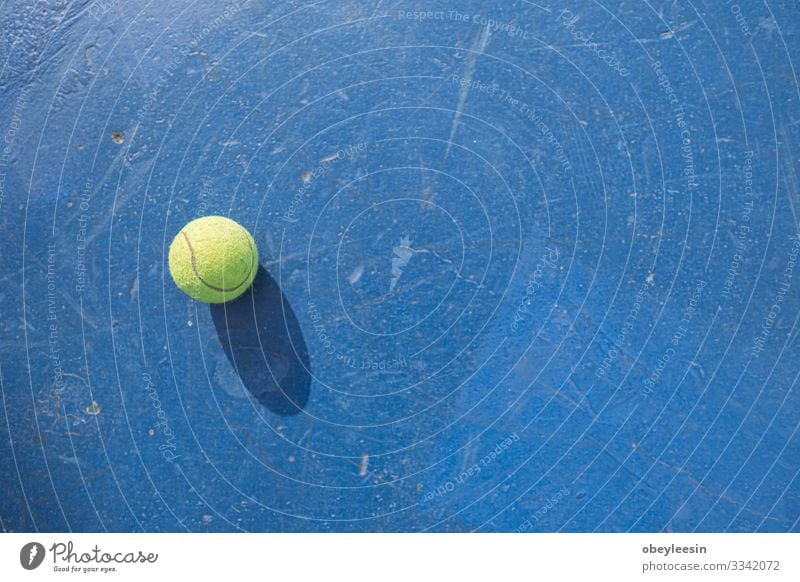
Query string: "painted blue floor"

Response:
xmin=1 ymin=0 xmax=799 ymax=532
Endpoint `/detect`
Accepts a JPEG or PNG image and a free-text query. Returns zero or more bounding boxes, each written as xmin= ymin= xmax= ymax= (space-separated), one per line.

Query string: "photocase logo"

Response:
xmin=20 ymin=542 xmax=45 ymax=570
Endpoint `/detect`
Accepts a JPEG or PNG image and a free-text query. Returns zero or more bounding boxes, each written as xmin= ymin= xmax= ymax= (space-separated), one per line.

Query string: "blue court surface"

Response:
xmin=1 ymin=0 xmax=799 ymax=532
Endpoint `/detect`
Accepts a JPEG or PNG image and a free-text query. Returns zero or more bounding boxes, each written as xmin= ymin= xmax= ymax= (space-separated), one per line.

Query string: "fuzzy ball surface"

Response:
xmin=168 ymin=216 xmax=258 ymax=303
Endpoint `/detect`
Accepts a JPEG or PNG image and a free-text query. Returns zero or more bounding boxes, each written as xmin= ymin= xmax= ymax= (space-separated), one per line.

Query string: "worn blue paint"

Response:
xmin=1 ymin=0 xmax=799 ymax=532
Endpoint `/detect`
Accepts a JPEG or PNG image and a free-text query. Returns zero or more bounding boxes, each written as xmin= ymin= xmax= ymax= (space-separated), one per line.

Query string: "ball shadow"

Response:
xmin=211 ymin=266 xmax=310 ymax=415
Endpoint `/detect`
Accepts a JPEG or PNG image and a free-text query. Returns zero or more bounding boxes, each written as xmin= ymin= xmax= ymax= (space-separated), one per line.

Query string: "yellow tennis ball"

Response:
xmin=168 ymin=216 xmax=258 ymax=303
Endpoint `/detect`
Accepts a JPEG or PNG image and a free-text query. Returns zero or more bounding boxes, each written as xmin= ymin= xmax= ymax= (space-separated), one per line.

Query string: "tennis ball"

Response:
xmin=168 ymin=216 xmax=258 ymax=303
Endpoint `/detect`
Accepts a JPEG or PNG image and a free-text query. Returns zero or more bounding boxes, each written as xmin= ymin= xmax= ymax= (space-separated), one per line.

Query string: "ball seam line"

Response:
xmin=181 ymin=230 xmax=256 ymax=293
